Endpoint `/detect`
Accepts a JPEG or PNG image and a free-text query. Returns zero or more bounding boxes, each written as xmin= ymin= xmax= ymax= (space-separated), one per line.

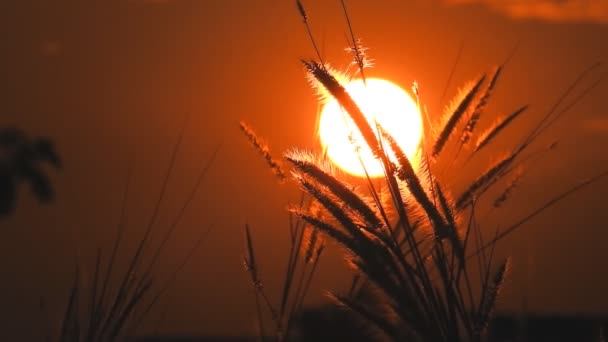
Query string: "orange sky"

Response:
xmin=1 ymin=0 xmax=607 ymax=339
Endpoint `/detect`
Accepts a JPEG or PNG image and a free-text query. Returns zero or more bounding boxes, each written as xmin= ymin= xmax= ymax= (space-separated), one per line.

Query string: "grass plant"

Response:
xmin=240 ymin=1 xmax=607 ymax=341
xmin=54 ymin=120 xmax=220 ymax=342
xmin=240 ymin=123 xmax=325 ymax=341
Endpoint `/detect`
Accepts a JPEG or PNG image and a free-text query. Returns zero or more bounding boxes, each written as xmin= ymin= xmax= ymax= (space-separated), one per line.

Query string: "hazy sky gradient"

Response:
xmin=444 ymin=0 xmax=608 ymax=23
xmin=0 ymin=0 xmax=607 ymax=339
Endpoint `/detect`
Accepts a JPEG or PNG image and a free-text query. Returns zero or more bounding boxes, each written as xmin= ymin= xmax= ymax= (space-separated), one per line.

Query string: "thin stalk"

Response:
xmin=340 ymin=0 xmax=366 ymax=83
xmin=438 ymin=41 xmax=464 ymax=110
xmin=97 ymin=113 xmax=190 ymax=341
xmin=128 ymin=225 xmax=212 ymax=335
xmin=296 ymin=0 xmax=325 ymax=67
xmin=471 ymin=169 xmax=608 ymax=259
xmin=90 ymin=153 xmax=134 ymax=340
xmin=137 ymin=143 xmax=221 ymax=293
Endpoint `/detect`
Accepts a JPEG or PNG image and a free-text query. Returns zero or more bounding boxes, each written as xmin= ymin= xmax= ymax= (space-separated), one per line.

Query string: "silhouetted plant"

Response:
xmin=240 ymin=1 xmax=607 ymax=341
xmin=0 ymin=127 xmax=61 ymax=217
xmin=54 ymin=122 xmax=219 ymax=342
xmin=240 ymin=122 xmax=326 ymax=341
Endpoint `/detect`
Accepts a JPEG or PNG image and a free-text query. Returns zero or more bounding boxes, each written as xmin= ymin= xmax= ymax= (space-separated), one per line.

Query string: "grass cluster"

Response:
xmin=2 ymin=1 xmax=606 ymax=341
xmin=239 ymin=1 xmax=607 ymax=341
xmin=7 ymin=120 xmax=220 ymax=342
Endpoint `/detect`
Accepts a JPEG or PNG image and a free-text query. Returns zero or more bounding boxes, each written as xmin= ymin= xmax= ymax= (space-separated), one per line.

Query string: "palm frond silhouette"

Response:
xmin=0 ymin=127 xmax=61 ymax=217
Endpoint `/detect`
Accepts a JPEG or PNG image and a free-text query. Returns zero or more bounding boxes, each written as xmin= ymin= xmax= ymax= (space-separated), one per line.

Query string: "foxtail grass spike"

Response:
xmin=294 ymin=211 xmax=360 ymax=259
xmin=296 ymin=0 xmax=325 ymax=69
xmin=303 ymin=227 xmax=319 ymax=264
xmin=244 ymin=224 xmax=260 ymax=287
xmin=378 ymin=127 xmax=448 ymax=238
xmin=303 ymin=60 xmax=381 ymax=158
xmin=476 ymin=259 xmax=509 ymax=335
xmin=286 ymin=154 xmax=382 ymax=228
xmin=456 ymin=154 xmax=515 ymax=210
xmin=240 ymin=122 xmax=286 ymax=182
xmin=461 ymin=66 xmax=502 ymax=146
xmin=296 ymin=0 xmax=307 ymax=22
xmin=340 ymin=0 xmax=367 ymax=82
xmin=494 ymin=169 xmax=524 ymax=208
xmin=433 ymin=74 xmax=487 ymax=157
xmin=474 ymin=105 xmax=528 ymax=154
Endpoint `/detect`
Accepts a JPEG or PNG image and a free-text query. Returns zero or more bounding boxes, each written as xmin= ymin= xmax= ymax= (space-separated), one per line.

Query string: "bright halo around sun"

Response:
xmin=318 ymin=78 xmax=423 ymax=177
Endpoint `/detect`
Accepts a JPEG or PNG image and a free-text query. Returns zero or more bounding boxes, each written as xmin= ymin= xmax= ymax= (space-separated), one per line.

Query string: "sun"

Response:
xmin=318 ymin=78 xmax=423 ymax=177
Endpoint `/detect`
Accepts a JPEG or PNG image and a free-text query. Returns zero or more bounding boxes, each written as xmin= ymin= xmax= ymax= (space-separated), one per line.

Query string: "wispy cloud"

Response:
xmin=444 ymin=0 xmax=608 ymax=24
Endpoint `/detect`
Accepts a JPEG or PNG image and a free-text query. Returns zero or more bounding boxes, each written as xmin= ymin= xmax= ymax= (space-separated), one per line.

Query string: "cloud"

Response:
xmin=444 ymin=0 xmax=608 ymax=23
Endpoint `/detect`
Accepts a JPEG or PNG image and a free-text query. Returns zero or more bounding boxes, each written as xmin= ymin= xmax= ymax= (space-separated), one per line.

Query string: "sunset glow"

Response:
xmin=318 ymin=78 xmax=423 ymax=177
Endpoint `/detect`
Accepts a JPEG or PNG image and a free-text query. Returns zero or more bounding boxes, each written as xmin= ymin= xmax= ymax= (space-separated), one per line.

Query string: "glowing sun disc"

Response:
xmin=318 ymin=78 xmax=423 ymax=177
